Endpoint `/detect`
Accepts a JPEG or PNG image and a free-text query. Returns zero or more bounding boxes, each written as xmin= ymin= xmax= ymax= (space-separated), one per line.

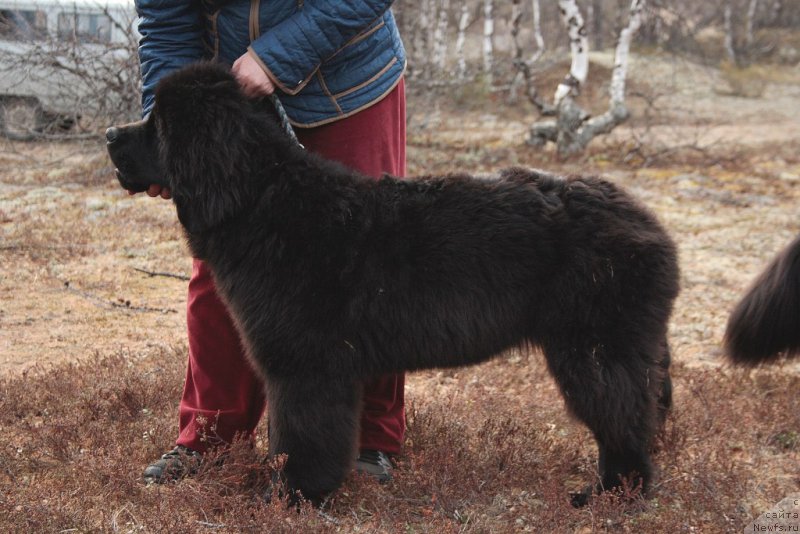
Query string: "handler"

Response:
xmin=131 ymin=0 xmax=407 ymax=484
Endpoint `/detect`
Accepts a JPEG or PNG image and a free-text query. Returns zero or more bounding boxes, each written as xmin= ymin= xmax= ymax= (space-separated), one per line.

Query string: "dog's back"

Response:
xmin=724 ymin=233 xmax=800 ymax=365
xmin=505 ymin=168 xmax=680 ymax=312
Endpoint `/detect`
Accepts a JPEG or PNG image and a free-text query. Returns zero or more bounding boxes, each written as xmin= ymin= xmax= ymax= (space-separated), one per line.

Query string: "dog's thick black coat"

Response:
xmin=107 ymin=62 xmax=680 ymax=504
xmin=725 ymin=233 xmax=800 ymax=365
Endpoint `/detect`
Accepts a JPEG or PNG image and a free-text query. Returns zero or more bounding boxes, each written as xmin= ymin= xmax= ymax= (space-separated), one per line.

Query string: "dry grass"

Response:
xmin=1 ymin=349 xmax=798 ymax=532
xmin=718 ymin=62 xmax=771 ymax=98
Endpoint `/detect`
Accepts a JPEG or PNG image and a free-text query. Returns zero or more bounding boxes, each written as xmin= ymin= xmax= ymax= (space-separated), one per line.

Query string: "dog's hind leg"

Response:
xmin=265 ymin=374 xmax=363 ymax=504
xmin=542 ymin=338 xmax=661 ymax=506
xmin=655 ymin=338 xmax=672 ymax=429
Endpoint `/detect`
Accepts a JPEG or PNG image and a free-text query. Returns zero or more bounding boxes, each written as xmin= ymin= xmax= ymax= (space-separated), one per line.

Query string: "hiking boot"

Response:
xmin=354 ymin=449 xmax=394 ymax=483
xmin=142 ymin=445 xmax=201 ymax=484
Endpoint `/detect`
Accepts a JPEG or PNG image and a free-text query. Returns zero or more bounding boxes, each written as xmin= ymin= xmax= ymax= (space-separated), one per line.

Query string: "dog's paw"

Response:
xmin=569 ymin=485 xmax=595 ymax=508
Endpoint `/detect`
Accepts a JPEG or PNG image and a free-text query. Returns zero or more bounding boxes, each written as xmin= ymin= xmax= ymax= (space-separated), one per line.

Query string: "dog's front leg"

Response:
xmin=265 ymin=374 xmax=363 ymax=505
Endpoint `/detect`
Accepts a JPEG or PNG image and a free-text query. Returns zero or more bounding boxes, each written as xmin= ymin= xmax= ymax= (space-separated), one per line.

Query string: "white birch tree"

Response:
xmin=553 ymin=0 xmax=590 ymax=107
xmin=432 ymin=0 xmax=451 ymax=71
xmin=509 ymin=0 xmax=526 ymax=102
xmin=483 ymin=0 xmax=495 ymax=82
xmin=530 ymin=0 xmax=545 ymax=63
xmin=455 ymin=3 xmax=472 ymax=79
xmin=745 ymin=0 xmax=759 ymax=47
xmin=529 ymin=0 xmax=646 ymax=156
xmin=590 ymin=0 xmax=604 ymax=50
xmin=770 ymin=0 xmax=782 ymax=25
xmin=412 ymin=0 xmax=434 ymax=78
xmin=724 ymin=2 xmax=737 ymax=64
xmin=509 ymin=0 xmax=546 ymax=102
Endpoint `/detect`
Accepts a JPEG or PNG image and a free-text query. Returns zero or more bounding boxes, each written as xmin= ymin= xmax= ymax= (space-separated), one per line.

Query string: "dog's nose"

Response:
xmin=105 ymin=127 xmax=119 ymax=143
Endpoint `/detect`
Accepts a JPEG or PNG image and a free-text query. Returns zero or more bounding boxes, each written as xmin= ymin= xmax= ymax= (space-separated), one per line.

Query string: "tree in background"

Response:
xmin=526 ymin=0 xmax=646 ymax=156
xmin=400 ymin=0 xmax=649 ymax=156
xmin=0 ymin=5 xmax=140 ymax=139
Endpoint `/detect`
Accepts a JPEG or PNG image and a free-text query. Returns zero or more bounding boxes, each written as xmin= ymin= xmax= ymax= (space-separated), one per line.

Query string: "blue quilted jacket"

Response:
xmin=136 ymin=0 xmax=406 ymax=127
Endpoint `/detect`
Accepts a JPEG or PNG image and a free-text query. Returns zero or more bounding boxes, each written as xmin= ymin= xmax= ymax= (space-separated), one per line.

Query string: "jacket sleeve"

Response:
xmin=136 ymin=0 xmax=206 ymax=115
xmin=247 ymin=1 xmax=395 ymax=95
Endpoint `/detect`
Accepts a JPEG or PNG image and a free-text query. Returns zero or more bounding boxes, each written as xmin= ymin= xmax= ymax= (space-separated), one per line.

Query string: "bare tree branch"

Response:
xmin=0 ymin=5 xmax=140 ymax=138
xmin=131 ymin=267 xmax=190 ymax=281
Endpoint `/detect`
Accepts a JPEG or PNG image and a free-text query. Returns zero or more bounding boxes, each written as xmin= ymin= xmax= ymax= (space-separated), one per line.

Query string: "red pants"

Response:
xmin=177 ymin=81 xmax=407 ymax=455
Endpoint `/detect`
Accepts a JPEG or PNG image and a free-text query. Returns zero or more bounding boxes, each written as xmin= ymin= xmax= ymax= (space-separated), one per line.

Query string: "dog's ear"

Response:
xmin=152 ymin=62 xmax=261 ymax=233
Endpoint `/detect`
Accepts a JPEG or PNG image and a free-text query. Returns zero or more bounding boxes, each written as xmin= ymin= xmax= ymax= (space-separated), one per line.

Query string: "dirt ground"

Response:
xmin=1 ymin=53 xmax=800 ymax=379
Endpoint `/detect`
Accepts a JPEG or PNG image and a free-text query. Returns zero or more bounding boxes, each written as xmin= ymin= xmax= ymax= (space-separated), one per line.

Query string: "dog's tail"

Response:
xmin=724 ymin=233 xmax=800 ymax=365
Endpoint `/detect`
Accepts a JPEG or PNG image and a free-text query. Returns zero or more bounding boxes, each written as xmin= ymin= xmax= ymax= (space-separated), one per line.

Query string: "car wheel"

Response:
xmin=0 ymin=97 xmax=44 ymax=141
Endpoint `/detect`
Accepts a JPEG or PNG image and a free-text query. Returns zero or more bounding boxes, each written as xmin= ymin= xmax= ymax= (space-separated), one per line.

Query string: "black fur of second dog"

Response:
xmin=725 ymin=233 xmax=800 ymax=365
xmin=106 ymin=62 xmax=680 ymax=506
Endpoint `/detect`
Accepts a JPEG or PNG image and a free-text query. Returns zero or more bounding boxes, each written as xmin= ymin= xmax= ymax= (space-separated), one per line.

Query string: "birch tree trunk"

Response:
xmin=483 ymin=0 xmax=495 ymax=83
xmin=510 ymin=0 xmax=546 ymax=103
xmin=432 ymin=0 xmax=451 ymax=72
xmin=724 ymin=3 xmax=737 ymax=64
xmin=455 ymin=3 xmax=471 ymax=80
xmin=530 ymin=0 xmax=645 ymax=156
xmin=512 ymin=0 xmax=550 ymax=111
xmin=591 ymin=0 xmax=604 ymax=50
xmin=511 ymin=0 xmax=524 ymax=62
xmin=745 ymin=0 xmax=759 ymax=47
xmin=509 ymin=0 xmax=524 ymax=102
xmin=531 ymin=0 xmax=545 ymax=63
xmin=771 ymin=0 xmax=782 ymax=25
xmin=553 ymin=0 xmax=590 ymax=107
xmin=413 ymin=0 xmax=433 ymax=78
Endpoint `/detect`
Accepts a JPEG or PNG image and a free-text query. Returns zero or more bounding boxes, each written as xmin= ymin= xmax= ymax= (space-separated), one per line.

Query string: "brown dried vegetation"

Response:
xmin=0 ymin=349 xmax=798 ymax=532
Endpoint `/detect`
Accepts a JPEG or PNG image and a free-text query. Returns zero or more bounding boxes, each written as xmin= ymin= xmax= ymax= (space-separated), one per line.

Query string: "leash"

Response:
xmin=269 ymin=94 xmax=304 ymax=149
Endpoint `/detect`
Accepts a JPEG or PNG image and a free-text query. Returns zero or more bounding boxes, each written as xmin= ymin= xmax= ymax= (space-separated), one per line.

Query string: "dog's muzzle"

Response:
xmin=106 ymin=125 xmax=148 ymax=192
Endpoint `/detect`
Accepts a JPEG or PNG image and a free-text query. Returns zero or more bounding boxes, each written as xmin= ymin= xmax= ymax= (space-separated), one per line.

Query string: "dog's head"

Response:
xmin=105 ymin=115 xmax=162 ymax=194
xmin=106 ymin=62 xmax=284 ymax=233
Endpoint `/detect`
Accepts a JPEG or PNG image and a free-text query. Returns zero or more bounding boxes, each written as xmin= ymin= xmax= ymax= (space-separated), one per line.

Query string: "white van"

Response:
xmin=0 ymin=0 xmax=139 ymax=139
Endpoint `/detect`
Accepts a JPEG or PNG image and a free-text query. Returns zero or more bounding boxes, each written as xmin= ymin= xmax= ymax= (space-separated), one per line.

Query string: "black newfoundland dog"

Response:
xmin=725 ymin=233 xmax=800 ymax=365
xmin=106 ymin=62 xmax=680 ymax=505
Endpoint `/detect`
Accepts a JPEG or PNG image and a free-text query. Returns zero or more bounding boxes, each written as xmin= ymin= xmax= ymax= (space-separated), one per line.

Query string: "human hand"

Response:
xmin=128 ymin=184 xmax=172 ymax=199
xmin=232 ymin=52 xmax=276 ymax=97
